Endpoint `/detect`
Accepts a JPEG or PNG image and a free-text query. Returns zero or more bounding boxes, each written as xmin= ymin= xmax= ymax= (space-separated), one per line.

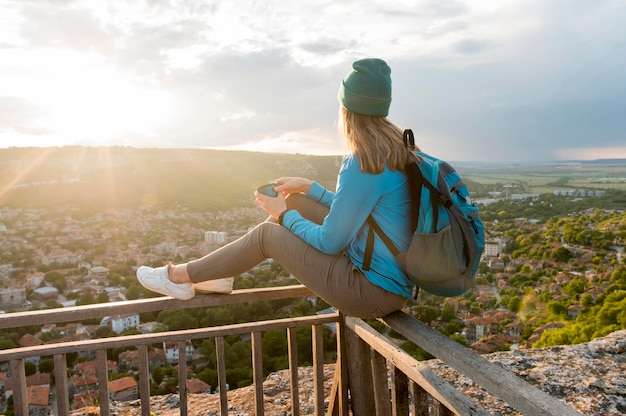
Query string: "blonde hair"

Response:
xmin=339 ymin=107 xmax=420 ymax=174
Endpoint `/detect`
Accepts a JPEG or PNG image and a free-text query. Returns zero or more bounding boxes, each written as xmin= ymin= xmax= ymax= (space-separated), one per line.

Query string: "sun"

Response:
xmin=3 ymin=49 xmax=174 ymax=146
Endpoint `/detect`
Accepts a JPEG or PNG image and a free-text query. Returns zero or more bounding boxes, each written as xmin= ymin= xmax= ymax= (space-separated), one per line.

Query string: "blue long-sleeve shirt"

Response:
xmin=280 ymin=154 xmax=414 ymax=298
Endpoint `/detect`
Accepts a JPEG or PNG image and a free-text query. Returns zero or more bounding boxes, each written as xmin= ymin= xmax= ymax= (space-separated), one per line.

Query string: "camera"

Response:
xmin=256 ymin=183 xmax=277 ymax=197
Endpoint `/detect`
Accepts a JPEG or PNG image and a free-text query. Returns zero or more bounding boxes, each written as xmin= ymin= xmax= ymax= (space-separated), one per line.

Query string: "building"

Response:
xmin=465 ymin=316 xmax=498 ymax=344
xmin=118 ymin=348 xmax=166 ymax=371
xmin=109 ymin=376 xmax=138 ymax=402
xmin=40 ymin=249 xmax=79 ymax=266
xmin=163 ymin=340 xmax=195 ymax=364
xmin=155 ymin=241 xmax=177 ymax=256
xmin=31 ymin=286 xmax=59 ymax=302
xmin=0 ymin=263 xmax=12 ymax=279
xmin=70 ymin=373 xmax=98 ymax=396
xmin=110 ymin=314 xmax=140 ymax=334
xmin=17 ymin=335 xmax=43 ymax=366
xmin=483 ymin=238 xmax=510 ymax=258
xmin=89 ymin=266 xmax=110 ymax=280
xmin=27 ymin=385 xmax=50 ymax=416
xmin=484 ymin=240 xmax=502 ymax=257
xmin=205 ymin=230 xmax=227 ymax=244
xmin=187 ymin=378 xmax=211 ymax=394
xmin=0 ymin=287 xmax=29 ymax=311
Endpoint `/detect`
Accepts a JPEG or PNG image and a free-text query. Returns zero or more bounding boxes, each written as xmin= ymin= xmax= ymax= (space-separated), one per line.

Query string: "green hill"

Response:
xmin=0 ymin=147 xmax=342 ymax=210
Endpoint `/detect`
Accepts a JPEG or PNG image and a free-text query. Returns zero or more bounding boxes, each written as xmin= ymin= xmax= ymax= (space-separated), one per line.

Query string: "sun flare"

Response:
xmin=1 ymin=49 xmax=173 ymax=146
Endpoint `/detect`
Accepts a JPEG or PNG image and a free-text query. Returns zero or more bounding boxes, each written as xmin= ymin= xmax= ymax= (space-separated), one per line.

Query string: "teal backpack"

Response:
xmin=363 ymin=129 xmax=485 ymax=297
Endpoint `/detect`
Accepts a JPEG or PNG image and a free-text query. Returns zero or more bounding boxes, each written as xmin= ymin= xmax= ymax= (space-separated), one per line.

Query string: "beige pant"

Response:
xmin=187 ymin=194 xmax=406 ymax=318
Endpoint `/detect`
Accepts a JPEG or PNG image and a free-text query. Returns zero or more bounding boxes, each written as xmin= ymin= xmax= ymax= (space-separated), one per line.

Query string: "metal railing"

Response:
xmin=0 ymin=285 xmax=582 ymax=416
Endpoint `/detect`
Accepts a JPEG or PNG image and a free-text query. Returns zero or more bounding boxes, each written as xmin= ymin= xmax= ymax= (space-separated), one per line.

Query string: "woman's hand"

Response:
xmin=254 ymin=191 xmax=287 ymax=220
xmin=273 ymin=177 xmax=313 ymax=196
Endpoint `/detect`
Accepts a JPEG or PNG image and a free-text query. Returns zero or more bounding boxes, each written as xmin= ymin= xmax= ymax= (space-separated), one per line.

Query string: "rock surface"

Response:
xmin=71 ymin=330 xmax=626 ymax=415
xmin=429 ymin=329 xmax=626 ymax=415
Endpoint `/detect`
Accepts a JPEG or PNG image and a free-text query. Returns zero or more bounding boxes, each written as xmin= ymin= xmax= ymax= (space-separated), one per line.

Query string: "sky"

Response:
xmin=1 ymin=0 xmax=625 ymax=162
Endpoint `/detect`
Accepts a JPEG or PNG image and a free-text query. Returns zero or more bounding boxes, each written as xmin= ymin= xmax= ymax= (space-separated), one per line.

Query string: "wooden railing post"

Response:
xmin=251 ymin=331 xmax=264 ymax=415
xmin=344 ymin=325 xmax=376 ymax=415
xmin=53 ymin=353 xmax=70 ymax=415
xmin=177 ymin=341 xmax=188 ymax=416
xmin=9 ymin=359 xmax=27 ymax=416
xmin=390 ymin=364 xmax=409 ymax=415
xmin=433 ymin=399 xmax=455 ymax=416
xmin=312 ymin=324 xmax=325 ymax=416
xmin=96 ymin=349 xmax=111 ymax=416
xmin=287 ymin=326 xmax=300 ymax=416
xmin=137 ymin=345 xmax=151 ymax=416
xmin=328 ymin=313 xmax=350 ymax=416
xmin=370 ymin=349 xmax=391 ymax=416
xmin=409 ymin=381 xmax=429 ymax=416
xmin=215 ymin=336 xmax=229 ymax=415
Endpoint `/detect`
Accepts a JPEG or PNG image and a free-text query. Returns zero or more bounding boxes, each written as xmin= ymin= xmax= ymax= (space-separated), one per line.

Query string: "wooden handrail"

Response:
xmin=379 ymin=310 xmax=583 ymax=416
xmin=0 ymin=314 xmax=338 ymax=361
xmin=1 ymin=311 xmax=337 ymax=416
xmin=344 ymin=315 xmax=492 ymax=415
xmin=0 ymin=286 xmax=585 ymax=416
xmin=0 ymin=285 xmax=315 ymax=329
xmin=0 ymin=285 xmax=325 ymax=416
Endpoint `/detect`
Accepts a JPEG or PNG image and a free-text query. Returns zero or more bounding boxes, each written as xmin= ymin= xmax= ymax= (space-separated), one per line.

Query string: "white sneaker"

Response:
xmin=193 ymin=277 xmax=234 ymax=294
xmin=136 ymin=265 xmax=195 ymax=300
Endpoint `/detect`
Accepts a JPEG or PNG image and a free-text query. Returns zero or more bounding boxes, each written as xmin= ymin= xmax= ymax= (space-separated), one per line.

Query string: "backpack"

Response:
xmin=362 ymin=129 xmax=485 ymax=297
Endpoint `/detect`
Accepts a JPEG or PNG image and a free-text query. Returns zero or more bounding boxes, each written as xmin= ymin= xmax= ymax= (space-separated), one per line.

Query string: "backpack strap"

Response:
xmin=363 ymin=129 xmax=421 ymax=271
xmin=403 ymin=129 xmax=415 ymax=149
xmin=362 ymin=214 xmax=400 ymax=271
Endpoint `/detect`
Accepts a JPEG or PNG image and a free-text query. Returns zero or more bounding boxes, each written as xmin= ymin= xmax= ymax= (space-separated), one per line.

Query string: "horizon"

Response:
xmin=2 ymin=144 xmax=626 ymax=166
xmin=1 ymin=1 xmax=626 ymax=162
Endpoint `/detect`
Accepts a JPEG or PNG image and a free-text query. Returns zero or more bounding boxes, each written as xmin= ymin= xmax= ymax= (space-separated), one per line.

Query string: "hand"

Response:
xmin=273 ymin=177 xmax=313 ymax=196
xmin=254 ymin=190 xmax=287 ymax=220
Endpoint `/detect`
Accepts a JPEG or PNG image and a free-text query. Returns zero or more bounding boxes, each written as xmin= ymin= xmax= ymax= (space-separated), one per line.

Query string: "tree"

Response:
xmin=400 ymin=340 xmax=434 ymax=361
xmin=38 ymin=359 xmax=54 ymax=374
xmin=125 ymin=285 xmax=142 ymax=300
xmin=610 ymin=266 xmax=626 ymax=287
xmin=441 ymin=303 xmax=456 ymax=322
xmin=197 ymin=367 xmax=218 ymax=391
xmin=96 ymin=326 xmax=116 ymax=338
xmin=24 ymin=361 xmax=37 ymax=376
xmin=158 ymin=309 xmax=199 ymax=330
xmin=550 ymin=247 xmax=573 ymax=262
xmin=507 ymin=296 xmax=522 ymax=313
xmin=563 ymin=278 xmax=587 ymax=297
xmin=0 ymin=338 xmax=17 ymax=350
xmin=262 ymin=329 xmax=287 ymax=356
xmin=97 ymin=292 xmax=109 ymax=303
xmin=45 ymin=300 xmax=63 ymax=309
xmin=580 ymin=293 xmax=593 ymax=307
xmin=546 ymin=301 xmax=568 ymax=317
xmin=449 ymin=333 xmax=468 ymax=346
xmin=414 ymin=305 xmax=439 ymax=323
xmin=152 ymin=365 xmax=165 ymax=385
xmin=76 ymin=291 xmax=96 ymax=306
xmin=44 ymin=271 xmax=66 ymax=292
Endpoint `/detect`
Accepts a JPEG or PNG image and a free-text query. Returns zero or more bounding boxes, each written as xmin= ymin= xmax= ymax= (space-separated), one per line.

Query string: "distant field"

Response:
xmin=459 ymin=160 xmax=626 ymax=194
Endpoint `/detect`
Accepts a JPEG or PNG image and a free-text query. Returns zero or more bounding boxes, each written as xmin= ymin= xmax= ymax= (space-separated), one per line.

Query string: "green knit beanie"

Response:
xmin=338 ymin=58 xmax=392 ymax=117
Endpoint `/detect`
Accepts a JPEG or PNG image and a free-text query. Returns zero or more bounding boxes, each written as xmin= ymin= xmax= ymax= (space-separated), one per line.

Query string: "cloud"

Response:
xmin=452 ymin=39 xmax=490 ymax=55
xmin=0 ymin=0 xmax=625 ymax=161
xmin=0 ymin=96 xmax=53 ymax=135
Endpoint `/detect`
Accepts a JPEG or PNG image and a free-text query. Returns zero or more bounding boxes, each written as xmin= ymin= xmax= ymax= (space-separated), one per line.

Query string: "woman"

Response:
xmin=137 ymin=58 xmax=419 ymax=318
